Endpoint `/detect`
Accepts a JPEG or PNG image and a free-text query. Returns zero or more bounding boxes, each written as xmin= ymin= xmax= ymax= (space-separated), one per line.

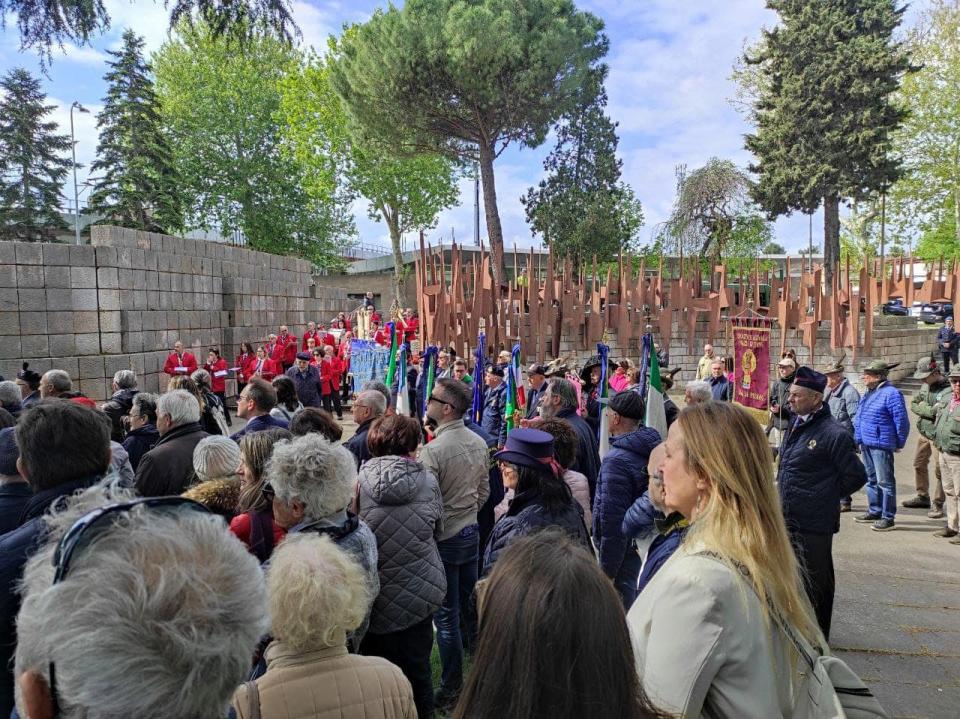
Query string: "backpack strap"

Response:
xmin=244 ymin=681 xmax=261 ymax=719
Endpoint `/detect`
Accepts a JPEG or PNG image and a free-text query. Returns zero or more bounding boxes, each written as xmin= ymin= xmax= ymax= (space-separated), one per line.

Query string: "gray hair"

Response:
xmin=113 ymin=369 xmax=137 ymax=390
xmin=131 ymin=392 xmax=158 ymax=424
xmin=191 ymin=368 xmax=212 ymax=389
xmin=266 ymin=434 xmax=356 ymax=521
xmin=360 ymin=380 xmax=391 ymax=410
xmin=0 ymin=381 xmax=20 ymax=407
xmin=355 ymin=389 xmax=387 ymax=417
xmin=43 ymin=369 xmax=72 ymax=394
xmin=157 ymin=389 xmax=201 ymax=426
xmin=548 ymin=377 xmax=579 ymax=409
xmin=685 ymin=380 xmax=713 ymax=404
xmin=15 ymin=482 xmax=268 ymax=718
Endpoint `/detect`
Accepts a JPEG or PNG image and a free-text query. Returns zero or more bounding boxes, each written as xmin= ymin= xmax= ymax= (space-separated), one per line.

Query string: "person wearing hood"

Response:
xmin=594 ymin=391 xmax=662 ymax=610
xmin=357 ymin=414 xmax=445 ymax=719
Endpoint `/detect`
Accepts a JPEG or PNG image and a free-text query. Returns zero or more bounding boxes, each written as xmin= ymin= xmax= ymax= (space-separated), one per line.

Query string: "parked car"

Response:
xmin=920 ymin=302 xmax=954 ymax=324
xmin=910 ymin=301 xmax=924 ymax=318
xmin=881 ymin=299 xmax=909 ymax=316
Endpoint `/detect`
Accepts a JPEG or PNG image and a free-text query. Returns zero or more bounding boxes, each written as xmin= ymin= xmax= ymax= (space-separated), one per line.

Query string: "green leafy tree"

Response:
xmin=763 ymin=241 xmax=786 ymax=254
xmin=0 ymin=68 xmax=71 ymax=241
xmin=915 ymin=194 xmax=959 ymax=260
xmin=888 ymin=1 xmax=960 ymax=250
xmin=521 ymin=68 xmax=643 ymax=269
xmin=744 ymin=0 xmax=911 ymax=292
xmin=329 ymin=0 xmax=608 ymax=291
xmin=279 ymin=47 xmax=461 ymax=306
xmin=0 ymin=0 xmax=297 ymax=65
xmin=153 ymin=23 xmax=353 ymax=266
xmin=88 ymin=30 xmax=183 ymax=233
xmin=839 ymin=198 xmax=882 ymax=269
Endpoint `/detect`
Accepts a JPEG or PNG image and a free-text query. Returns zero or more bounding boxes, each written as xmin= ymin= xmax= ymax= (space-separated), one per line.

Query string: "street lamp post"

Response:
xmin=69 ymin=102 xmax=89 ymax=245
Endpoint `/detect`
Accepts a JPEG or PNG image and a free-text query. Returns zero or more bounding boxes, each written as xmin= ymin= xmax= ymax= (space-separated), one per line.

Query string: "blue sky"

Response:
xmin=0 ymin=0 xmax=928 ymax=254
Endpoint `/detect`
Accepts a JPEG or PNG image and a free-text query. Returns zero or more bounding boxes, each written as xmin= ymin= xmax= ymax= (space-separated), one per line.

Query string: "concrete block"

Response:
xmin=46 ymin=289 xmax=73 ymax=311
xmin=0 ymin=289 xmax=17 ymax=312
xmin=117 ymin=247 xmax=133 ymax=270
xmin=0 ymin=337 xmax=21 ymax=359
xmin=121 ymin=311 xmax=142 ymax=332
xmin=0 ymin=243 xmax=14 ymax=265
xmin=100 ymin=333 xmax=122 ymax=354
xmin=19 ymin=312 xmax=47 ymax=334
xmin=14 ymin=243 xmax=42 ymax=265
xmin=16 ymin=265 xmax=44 ymax=288
xmin=70 ymin=245 xmax=96 ymax=267
xmin=0 ymin=266 xmax=15 ymax=288
xmin=104 ymin=355 xmax=133 ymax=377
xmin=95 ymin=246 xmax=118 ymax=267
xmin=75 ymin=333 xmax=101 ymax=356
xmin=78 ymin=355 xmax=105 ymax=380
xmin=98 ymin=289 xmax=120 ymax=311
xmin=121 ymin=332 xmax=143 ymax=354
xmin=20 ymin=335 xmax=48 ymax=357
xmin=71 ymin=289 xmax=98 ymax=311
xmin=98 ymin=311 xmax=121 ymax=333
xmin=17 ymin=289 xmax=46 ymax=311
xmin=118 ymin=268 xmax=134 ymax=289
xmin=47 ymin=357 xmax=79 ymax=379
xmin=79 ymin=379 xmax=107 ymax=402
xmin=71 ymin=266 xmax=97 ymax=289
xmin=43 ymin=242 xmax=71 ymax=266
xmin=43 ymin=265 xmax=71 ymax=288
xmin=73 ymin=311 xmax=100 ymax=333
xmin=48 ymin=334 xmax=77 ymax=357
xmin=97 ymin=267 xmax=119 ymax=289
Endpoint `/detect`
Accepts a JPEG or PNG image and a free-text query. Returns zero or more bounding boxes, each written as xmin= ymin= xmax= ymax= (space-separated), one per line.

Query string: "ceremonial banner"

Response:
xmin=732 ymin=325 xmax=771 ymax=412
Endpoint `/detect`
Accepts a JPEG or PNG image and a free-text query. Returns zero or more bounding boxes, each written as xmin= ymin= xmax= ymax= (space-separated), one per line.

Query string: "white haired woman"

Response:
xmin=266 ymin=434 xmax=379 ymax=647
xmin=182 ymin=436 xmax=242 ymax=520
xmin=627 ymin=401 xmax=825 ymax=717
xmin=232 ymin=534 xmax=415 ymax=719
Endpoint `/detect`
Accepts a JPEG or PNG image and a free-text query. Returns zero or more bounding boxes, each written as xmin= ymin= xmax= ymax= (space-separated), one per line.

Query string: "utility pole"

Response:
xmin=808 ymin=211 xmax=813 ymax=274
xmin=69 ymin=101 xmax=89 ymax=245
xmin=474 ymin=161 xmax=480 ymax=246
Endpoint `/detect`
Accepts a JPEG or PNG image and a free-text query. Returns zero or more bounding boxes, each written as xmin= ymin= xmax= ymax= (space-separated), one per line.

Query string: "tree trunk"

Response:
xmin=954 ymin=185 xmax=960 ymax=249
xmin=478 ymin=139 xmax=506 ymax=291
xmin=823 ymin=194 xmax=840 ymax=295
xmin=383 ymin=204 xmax=405 ymax=309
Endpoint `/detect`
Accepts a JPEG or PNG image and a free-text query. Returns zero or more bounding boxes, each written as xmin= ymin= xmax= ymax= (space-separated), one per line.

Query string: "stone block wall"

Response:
xmin=0 ymin=227 xmax=350 ymax=400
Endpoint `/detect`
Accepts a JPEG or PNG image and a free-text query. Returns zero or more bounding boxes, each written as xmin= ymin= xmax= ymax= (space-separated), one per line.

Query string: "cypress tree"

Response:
xmin=0 ymin=68 xmax=72 ymax=242
xmin=89 ymin=29 xmax=183 ymax=233
xmin=745 ymin=0 xmax=911 ymax=290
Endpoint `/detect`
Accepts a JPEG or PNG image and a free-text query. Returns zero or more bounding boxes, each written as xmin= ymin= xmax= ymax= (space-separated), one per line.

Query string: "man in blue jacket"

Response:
xmin=480 ymin=365 xmax=507 ymax=447
xmin=594 ymin=391 xmax=661 ymax=610
xmin=937 ymin=316 xmax=957 ymax=373
xmin=779 ymin=367 xmax=867 ymax=638
xmin=853 ymin=360 xmax=910 ymax=531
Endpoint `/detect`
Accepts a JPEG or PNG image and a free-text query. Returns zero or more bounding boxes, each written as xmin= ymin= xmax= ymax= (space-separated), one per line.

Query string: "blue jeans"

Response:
xmin=435 ymin=525 xmax=479 ymax=693
xmin=862 ymin=446 xmax=897 ymax=520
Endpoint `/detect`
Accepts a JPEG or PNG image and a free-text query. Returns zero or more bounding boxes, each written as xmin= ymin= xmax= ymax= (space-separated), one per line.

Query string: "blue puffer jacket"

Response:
xmin=481 ymin=382 xmax=507 ymax=446
xmin=482 ymin=487 xmax=590 ymax=575
xmin=853 ymin=381 xmax=910 ymax=450
xmin=621 ymin=494 xmax=687 ymax=595
xmin=593 ymin=427 xmax=661 ymax=579
xmin=778 ymin=403 xmax=867 ymax=534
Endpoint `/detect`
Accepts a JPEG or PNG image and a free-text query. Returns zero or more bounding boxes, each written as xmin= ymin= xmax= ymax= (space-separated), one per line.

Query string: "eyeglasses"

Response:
xmin=951 ymin=379 xmax=960 ymax=384
xmin=48 ymin=497 xmax=212 ymax=714
xmin=428 ymin=394 xmax=454 ymax=408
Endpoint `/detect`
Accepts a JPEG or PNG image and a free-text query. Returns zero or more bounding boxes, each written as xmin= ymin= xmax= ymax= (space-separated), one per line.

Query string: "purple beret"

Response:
xmin=793 ymin=366 xmax=827 ymax=394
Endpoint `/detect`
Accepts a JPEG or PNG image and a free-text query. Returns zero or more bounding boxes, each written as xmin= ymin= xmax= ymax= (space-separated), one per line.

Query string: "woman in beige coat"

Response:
xmin=627 ymin=401 xmax=825 ymax=718
xmin=232 ymin=533 xmax=416 ymax=719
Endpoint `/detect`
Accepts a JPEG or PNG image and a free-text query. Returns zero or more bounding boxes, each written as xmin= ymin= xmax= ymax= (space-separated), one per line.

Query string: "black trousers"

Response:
xmin=942 ymin=352 xmax=954 ymax=374
xmin=321 ymin=391 xmax=343 ymax=418
xmin=791 ymin=530 xmax=835 ymax=640
xmin=360 ymin=615 xmax=435 ymax=719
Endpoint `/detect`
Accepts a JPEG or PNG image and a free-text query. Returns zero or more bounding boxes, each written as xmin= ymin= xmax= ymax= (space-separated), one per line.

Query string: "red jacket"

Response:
xmin=235 ymin=352 xmax=256 ymax=383
xmin=278 ymin=334 xmax=298 ymax=366
xmin=400 ymin=317 xmax=419 ymax=344
xmin=249 ymin=356 xmax=281 ymax=382
xmin=163 ymin=351 xmax=198 ymax=377
xmin=316 ymin=332 xmax=336 ymax=350
xmin=302 ymin=330 xmax=319 ymax=351
xmin=321 ymin=356 xmax=342 ymax=394
xmin=338 ymin=341 xmax=351 ymax=372
xmin=373 ymin=329 xmax=390 ymax=347
xmin=204 ymin=359 xmax=229 ymax=393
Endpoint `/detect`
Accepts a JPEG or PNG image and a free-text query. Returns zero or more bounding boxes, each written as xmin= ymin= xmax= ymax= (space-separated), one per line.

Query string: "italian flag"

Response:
xmin=505 ymin=343 xmax=525 ymax=434
xmin=645 ymin=337 xmax=668 ymax=439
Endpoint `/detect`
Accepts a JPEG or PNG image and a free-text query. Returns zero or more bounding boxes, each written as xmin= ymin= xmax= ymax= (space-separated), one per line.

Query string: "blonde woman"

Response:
xmin=627 ymin=401 xmax=823 ymax=718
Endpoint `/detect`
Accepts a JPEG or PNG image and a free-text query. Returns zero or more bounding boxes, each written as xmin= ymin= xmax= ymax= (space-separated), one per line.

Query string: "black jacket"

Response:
xmin=0 ymin=483 xmax=31 ymax=536
xmin=769 ymin=373 xmax=797 ymax=431
xmin=121 ymin=423 xmax=160 ymax=472
xmin=101 ymin=388 xmax=139 ymax=443
xmin=345 ymin=418 xmax=375 ymax=470
xmin=776 ymin=404 xmax=866 ymax=534
xmin=134 ymin=422 xmax=209 ymax=497
xmin=556 ymin=407 xmax=601 ymax=500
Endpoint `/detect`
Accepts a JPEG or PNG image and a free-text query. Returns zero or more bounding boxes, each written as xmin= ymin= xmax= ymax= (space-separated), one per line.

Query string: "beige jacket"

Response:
xmin=233 ymin=642 xmax=416 ymax=719
xmin=697 ymin=355 xmax=715 ymax=380
xmin=418 ymin=419 xmax=490 ymax=541
xmin=627 ymin=547 xmax=797 ymax=718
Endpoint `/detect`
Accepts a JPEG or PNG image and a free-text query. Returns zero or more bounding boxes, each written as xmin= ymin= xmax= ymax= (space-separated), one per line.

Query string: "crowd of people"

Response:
xmin=0 ymin=310 xmax=934 ymax=719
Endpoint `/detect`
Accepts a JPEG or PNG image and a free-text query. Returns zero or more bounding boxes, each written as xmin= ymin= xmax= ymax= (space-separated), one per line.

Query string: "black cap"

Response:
xmin=793 ymin=366 xmax=827 ymax=394
xmin=527 ymin=363 xmax=547 ymax=376
xmin=486 ymin=365 xmax=504 ymax=378
xmin=608 ymin=390 xmax=645 ymax=420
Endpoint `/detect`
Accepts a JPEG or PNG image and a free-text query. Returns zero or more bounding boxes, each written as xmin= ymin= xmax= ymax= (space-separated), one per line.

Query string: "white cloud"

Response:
xmin=292 ymin=0 xmax=337 ymax=53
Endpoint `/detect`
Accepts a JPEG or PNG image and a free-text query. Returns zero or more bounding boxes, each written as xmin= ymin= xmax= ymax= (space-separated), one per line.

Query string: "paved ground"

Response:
xmin=831 ymin=415 xmax=960 ymax=719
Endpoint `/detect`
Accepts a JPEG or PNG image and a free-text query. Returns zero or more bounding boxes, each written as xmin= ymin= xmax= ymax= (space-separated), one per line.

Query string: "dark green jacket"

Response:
xmin=911 ymin=380 xmax=951 ymax=441
xmin=933 ymin=396 xmax=960 ymax=455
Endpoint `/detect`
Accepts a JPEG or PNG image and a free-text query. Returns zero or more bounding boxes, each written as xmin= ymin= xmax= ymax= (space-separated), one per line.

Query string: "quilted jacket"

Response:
xmin=853 ymin=381 xmax=910 ymax=451
xmin=357 ymin=455 xmax=446 ymax=635
xmin=593 ymin=427 xmax=661 ymax=580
